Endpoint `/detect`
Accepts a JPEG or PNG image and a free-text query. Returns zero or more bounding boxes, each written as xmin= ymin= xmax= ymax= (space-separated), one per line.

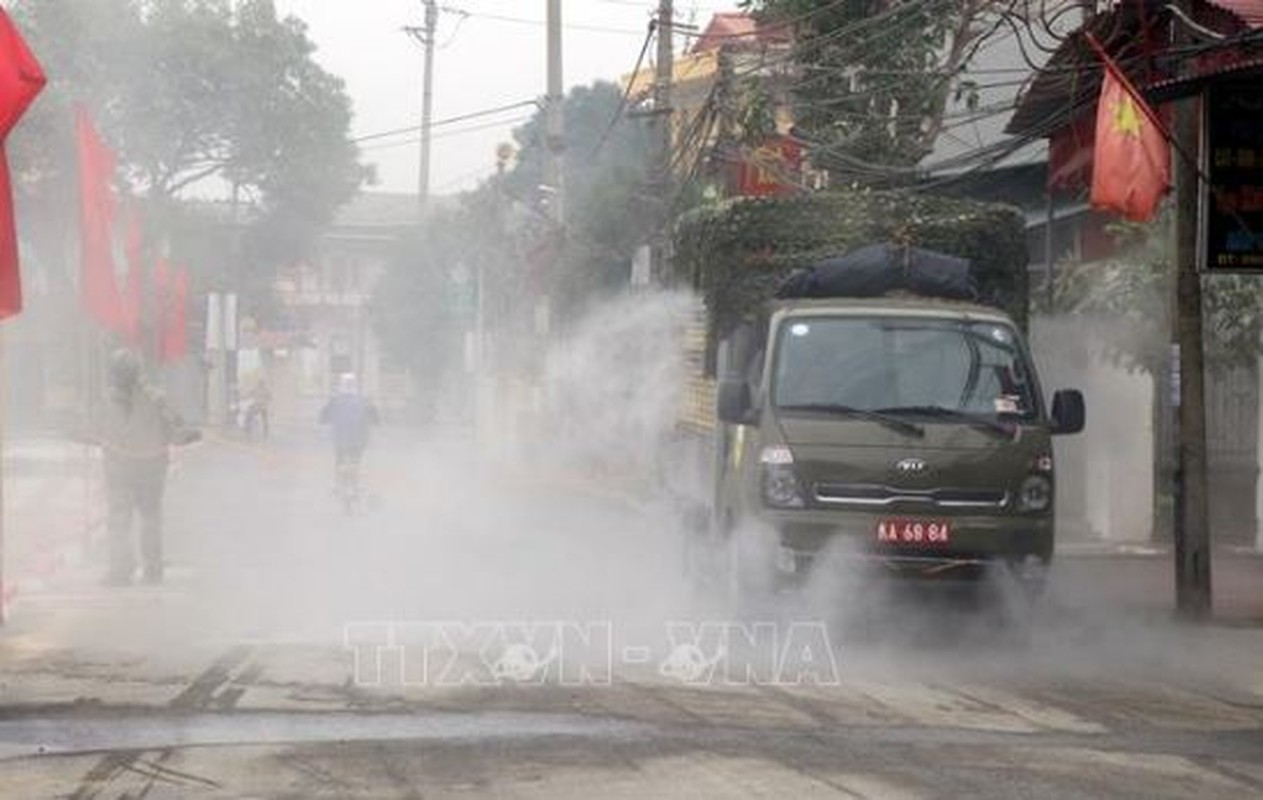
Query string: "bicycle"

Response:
xmin=335 ymin=454 xmax=362 ymax=515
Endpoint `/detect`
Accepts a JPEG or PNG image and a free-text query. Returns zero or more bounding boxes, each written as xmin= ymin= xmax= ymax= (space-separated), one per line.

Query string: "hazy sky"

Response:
xmin=273 ymin=0 xmax=741 ymax=197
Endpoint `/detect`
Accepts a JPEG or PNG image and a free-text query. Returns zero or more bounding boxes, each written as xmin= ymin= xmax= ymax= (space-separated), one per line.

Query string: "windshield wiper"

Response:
xmin=875 ymin=405 xmax=1015 ymax=439
xmin=779 ymin=404 xmax=925 ymax=438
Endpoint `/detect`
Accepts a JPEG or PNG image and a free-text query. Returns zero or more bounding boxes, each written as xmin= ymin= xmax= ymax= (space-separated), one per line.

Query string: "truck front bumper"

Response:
xmin=752 ymin=507 xmax=1053 ymax=584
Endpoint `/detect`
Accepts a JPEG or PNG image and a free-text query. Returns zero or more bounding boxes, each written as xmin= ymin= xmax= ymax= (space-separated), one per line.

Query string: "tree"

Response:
xmin=10 ymin=0 xmax=367 ymax=320
xmin=1055 ymin=216 xmax=1263 ymax=375
xmin=500 ymin=81 xmax=655 ymax=322
xmin=371 ymin=215 xmax=467 ymax=420
xmin=371 ymin=81 xmax=656 ymax=409
xmin=740 ymin=0 xmax=1008 ymax=181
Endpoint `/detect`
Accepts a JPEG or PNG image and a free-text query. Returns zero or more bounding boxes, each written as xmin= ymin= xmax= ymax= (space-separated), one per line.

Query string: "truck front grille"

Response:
xmin=812 ymin=483 xmax=1008 ymax=509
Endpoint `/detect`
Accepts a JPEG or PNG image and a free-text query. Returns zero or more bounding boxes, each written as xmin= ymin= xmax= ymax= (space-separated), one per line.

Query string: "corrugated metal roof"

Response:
xmin=689 ymin=11 xmax=790 ymax=54
xmin=1208 ymin=0 xmax=1263 ymax=27
xmin=1006 ymin=0 xmax=1260 ymax=136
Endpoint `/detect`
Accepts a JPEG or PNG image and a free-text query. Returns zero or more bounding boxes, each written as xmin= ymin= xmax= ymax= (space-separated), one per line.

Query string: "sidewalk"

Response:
xmin=1 ymin=435 xmax=105 ymax=617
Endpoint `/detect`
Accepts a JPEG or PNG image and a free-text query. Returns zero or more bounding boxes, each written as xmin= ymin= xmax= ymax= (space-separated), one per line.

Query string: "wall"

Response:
xmin=1030 ymin=315 xmax=1156 ymax=542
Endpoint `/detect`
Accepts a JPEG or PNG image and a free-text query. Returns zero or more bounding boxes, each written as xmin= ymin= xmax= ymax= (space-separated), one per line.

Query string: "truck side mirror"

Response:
xmin=717 ymin=379 xmax=753 ymax=425
xmin=1051 ymin=389 xmax=1085 ymax=435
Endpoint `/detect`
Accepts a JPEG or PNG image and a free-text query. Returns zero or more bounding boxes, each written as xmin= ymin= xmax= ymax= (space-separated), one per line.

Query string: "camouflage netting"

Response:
xmin=672 ymin=190 xmax=1030 ymax=368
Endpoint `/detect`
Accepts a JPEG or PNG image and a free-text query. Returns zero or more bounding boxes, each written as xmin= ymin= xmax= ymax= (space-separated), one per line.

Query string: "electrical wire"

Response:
xmin=588 ymin=21 xmax=657 ymax=162
xmin=436 ymin=5 xmax=648 ymax=36
xmin=674 ymin=0 xmax=852 ymax=40
xmin=351 ymin=100 xmax=540 ymax=143
xmin=358 ymin=114 xmax=537 ymax=151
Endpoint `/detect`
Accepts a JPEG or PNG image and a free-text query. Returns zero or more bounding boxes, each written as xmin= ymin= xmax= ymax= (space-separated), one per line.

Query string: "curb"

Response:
xmin=1056 ymin=544 xmax=1263 ymax=559
xmin=2 ymin=513 xmax=107 ymax=616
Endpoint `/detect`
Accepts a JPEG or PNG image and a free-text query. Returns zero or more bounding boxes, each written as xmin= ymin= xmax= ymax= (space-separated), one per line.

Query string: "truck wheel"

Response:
xmin=680 ymin=508 xmax=729 ymax=613
xmin=983 ymin=560 xmax=1046 ymax=647
xmin=679 ymin=503 xmax=710 ymax=581
xmin=722 ymin=525 xmax=775 ymax=620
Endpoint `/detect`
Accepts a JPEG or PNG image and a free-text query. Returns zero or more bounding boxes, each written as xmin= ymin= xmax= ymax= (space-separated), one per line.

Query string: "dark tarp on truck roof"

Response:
xmin=774 ymin=243 xmax=977 ymax=302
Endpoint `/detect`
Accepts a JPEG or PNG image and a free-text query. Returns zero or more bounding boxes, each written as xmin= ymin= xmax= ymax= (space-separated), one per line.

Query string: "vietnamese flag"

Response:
xmin=0 ymin=10 xmax=45 ymax=320
xmin=160 ymin=265 xmax=189 ymax=362
xmin=154 ymin=259 xmax=188 ymax=362
xmin=120 ymin=202 xmax=145 ymax=343
xmin=1090 ymin=60 xmax=1170 ymax=222
xmin=76 ymin=107 xmax=127 ymax=331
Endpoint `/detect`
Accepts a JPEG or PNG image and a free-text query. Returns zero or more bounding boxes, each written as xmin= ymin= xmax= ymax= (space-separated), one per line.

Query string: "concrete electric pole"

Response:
xmin=537 ymin=0 xmax=563 ymax=342
xmin=1172 ymin=2 xmax=1212 ymax=619
xmin=651 ymin=0 xmax=674 ymax=284
xmin=544 ymin=0 xmax=564 ymax=226
xmin=406 ymin=0 xmax=439 ymax=218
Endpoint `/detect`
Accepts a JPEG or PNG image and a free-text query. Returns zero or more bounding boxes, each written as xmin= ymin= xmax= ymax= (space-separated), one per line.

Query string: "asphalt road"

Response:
xmin=0 ymin=428 xmax=1260 ymax=799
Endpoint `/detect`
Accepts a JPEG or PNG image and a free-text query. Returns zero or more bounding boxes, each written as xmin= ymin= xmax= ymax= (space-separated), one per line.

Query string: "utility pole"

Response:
xmin=651 ymin=0 xmax=674 ymax=284
xmin=535 ymin=0 xmax=563 ymax=347
xmin=406 ymin=0 xmax=439 ymax=218
xmin=544 ymin=0 xmax=564 ymax=226
xmin=1172 ymin=3 xmax=1212 ymax=619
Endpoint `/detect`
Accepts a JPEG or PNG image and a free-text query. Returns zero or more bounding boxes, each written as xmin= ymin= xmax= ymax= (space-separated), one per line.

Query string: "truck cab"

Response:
xmin=710 ymin=297 xmax=1084 ymax=600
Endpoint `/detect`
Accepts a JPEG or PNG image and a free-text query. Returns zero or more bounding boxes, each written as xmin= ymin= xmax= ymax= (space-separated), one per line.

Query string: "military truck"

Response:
xmin=670 ymin=190 xmax=1085 ymax=608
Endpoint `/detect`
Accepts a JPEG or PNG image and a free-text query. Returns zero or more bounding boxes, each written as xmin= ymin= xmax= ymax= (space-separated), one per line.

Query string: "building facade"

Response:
xmin=266 ymin=192 xmax=418 ymax=425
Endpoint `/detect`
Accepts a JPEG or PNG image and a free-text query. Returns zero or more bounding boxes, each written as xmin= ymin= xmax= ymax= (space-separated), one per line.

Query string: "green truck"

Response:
xmin=671 ymin=191 xmax=1085 ymax=611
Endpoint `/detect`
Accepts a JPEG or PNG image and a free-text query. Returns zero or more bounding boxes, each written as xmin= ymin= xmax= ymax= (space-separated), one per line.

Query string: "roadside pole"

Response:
xmin=418 ymin=0 xmax=438 ymax=216
xmin=650 ymin=0 xmax=674 ymax=284
xmin=542 ymin=0 xmax=564 ymax=336
xmin=1171 ymin=36 xmax=1212 ymax=618
xmin=528 ymin=0 xmax=563 ymax=431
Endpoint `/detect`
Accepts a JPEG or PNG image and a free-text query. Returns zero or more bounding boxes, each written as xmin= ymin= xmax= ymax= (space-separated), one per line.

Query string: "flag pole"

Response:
xmin=1083 ymin=32 xmax=1216 ymax=198
xmin=1084 ymin=32 xmax=1254 ymax=238
xmin=1084 ymin=30 xmax=1214 ymax=618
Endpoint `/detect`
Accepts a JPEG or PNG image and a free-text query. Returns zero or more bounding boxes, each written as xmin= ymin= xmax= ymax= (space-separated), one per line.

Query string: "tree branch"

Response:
xmin=161 ymin=159 xmax=233 ymax=196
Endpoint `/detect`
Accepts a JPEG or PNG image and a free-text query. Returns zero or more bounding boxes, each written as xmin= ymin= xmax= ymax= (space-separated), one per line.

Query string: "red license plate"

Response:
xmin=876 ymin=518 xmax=951 ymax=546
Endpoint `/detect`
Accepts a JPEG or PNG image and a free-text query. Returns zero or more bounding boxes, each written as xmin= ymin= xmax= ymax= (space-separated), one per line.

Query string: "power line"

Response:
xmin=589 ymin=21 xmax=657 ymax=162
xmin=674 ymin=0 xmax=851 ymax=40
xmin=437 ymin=5 xmax=648 ymax=36
xmin=359 ymin=114 xmax=536 ymax=151
xmin=351 ymin=100 xmax=539 ymax=143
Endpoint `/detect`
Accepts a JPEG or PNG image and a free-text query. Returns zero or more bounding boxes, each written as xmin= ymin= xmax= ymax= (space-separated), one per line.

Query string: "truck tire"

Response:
xmin=721 ymin=520 xmax=776 ymax=620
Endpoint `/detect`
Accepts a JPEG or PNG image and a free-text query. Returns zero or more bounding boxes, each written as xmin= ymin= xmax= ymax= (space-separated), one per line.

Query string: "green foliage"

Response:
xmin=502 ymin=81 xmax=655 ymax=322
xmin=1054 ymin=216 xmax=1263 ymax=374
xmin=740 ymin=0 xmax=1001 ymax=178
xmin=11 ymin=0 xmax=366 ymax=317
xmin=370 ymin=212 xmax=468 ymax=413
xmin=673 ymin=189 xmax=1029 ymax=355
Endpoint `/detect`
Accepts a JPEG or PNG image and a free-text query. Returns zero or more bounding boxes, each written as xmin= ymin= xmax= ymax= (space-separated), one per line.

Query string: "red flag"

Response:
xmin=1089 ymin=59 xmax=1171 ymax=222
xmin=77 ymin=107 xmax=128 ymax=330
xmin=0 ymin=10 xmax=45 ymax=320
xmin=153 ymin=256 xmax=170 ymax=357
xmin=120 ymin=202 xmax=145 ymax=343
xmin=160 ymin=265 xmax=188 ymax=362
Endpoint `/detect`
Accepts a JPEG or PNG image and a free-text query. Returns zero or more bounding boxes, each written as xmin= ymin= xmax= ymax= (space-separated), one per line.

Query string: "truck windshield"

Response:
xmin=772 ymin=317 xmax=1038 ymax=421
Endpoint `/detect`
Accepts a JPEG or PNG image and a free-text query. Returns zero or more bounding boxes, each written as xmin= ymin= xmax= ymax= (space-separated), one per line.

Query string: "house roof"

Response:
xmin=332 ymin=192 xmax=423 ymax=228
xmin=1006 ymin=0 xmax=1262 ymax=136
xmin=1209 ymin=0 xmax=1263 ymax=27
xmin=922 ymin=27 xmax=1054 ymax=176
xmin=689 ymin=11 xmax=791 ymax=54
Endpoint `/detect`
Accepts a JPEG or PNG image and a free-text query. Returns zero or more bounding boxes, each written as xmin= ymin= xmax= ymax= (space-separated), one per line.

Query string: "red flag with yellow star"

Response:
xmin=1090 ymin=60 xmax=1170 ymax=222
xmin=0 ymin=9 xmax=44 ymax=319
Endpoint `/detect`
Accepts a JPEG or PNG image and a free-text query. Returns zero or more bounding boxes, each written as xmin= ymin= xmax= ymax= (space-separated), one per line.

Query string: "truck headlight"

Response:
xmin=760 ymin=445 xmax=805 ymax=508
xmin=1018 ymin=475 xmax=1053 ymax=512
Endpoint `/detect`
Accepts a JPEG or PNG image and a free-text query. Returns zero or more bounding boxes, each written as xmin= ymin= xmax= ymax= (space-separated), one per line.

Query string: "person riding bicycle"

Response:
xmin=319 ymin=373 xmax=378 ymax=489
